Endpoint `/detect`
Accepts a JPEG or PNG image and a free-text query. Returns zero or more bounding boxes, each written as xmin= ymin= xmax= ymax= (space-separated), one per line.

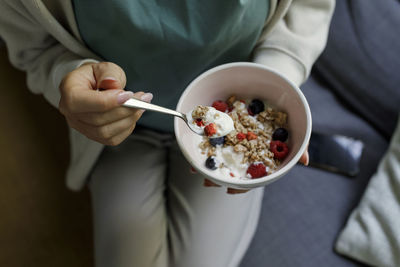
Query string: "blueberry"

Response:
xmin=248 ymin=99 xmax=264 ymax=115
xmin=209 ymin=136 xmax=225 ymax=147
xmin=205 ymin=156 xmax=218 ymax=170
xmin=272 ymin=128 xmax=288 ymax=142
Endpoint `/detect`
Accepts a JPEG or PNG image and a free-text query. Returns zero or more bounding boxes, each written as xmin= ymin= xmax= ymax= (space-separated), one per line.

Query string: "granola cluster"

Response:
xmin=191 ymin=105 xmax=210 ymax=120
xmin=199 ymin=95 xmax=288 ymax=175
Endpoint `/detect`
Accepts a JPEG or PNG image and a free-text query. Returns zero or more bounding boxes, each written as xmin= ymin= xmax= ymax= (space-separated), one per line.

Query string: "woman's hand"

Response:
xmin=203 ymin=149 xmax=309 ymax=194
xmin=59 ymin=62 xmax=153 ymax=146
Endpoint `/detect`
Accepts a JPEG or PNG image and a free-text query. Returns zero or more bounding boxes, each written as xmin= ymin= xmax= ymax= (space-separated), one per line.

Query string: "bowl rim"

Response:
xmin=174 ymin=62 xmax=312 ymax=186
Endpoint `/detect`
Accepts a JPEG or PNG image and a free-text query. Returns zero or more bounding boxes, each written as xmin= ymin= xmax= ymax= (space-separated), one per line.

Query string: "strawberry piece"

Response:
xmin=246 ymin=131 xmax=257 ymax=140
xmin=246 ymin=163 xmax=267 ymax=178
xmin=195 ymin=118 xmax=204 ymax=127
xmin=270 ymin=140 xmax=289 ymax=160
xmin=204 ymin=123 xmax=217 ymax=136
xmin=237 ymin=132 xmax=246 ymax=141
xmin=229 ymin=172 xmax=235 ymax=177
xmin=212 ymin=100 xmax=228 ymax=112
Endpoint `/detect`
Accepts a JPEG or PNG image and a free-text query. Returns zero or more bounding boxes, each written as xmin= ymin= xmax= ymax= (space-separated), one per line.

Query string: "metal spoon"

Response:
xmin=122 ymin=97 xmax=233 ymax=137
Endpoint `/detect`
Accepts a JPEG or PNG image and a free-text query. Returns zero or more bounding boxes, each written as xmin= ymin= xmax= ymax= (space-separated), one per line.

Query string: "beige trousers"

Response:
xmin=88 ymin=127 xmax=264 ymax=267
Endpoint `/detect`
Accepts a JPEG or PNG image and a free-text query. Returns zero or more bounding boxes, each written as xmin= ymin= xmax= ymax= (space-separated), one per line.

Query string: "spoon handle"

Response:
xmin=123 ymin=97 xmax=185 ymax=120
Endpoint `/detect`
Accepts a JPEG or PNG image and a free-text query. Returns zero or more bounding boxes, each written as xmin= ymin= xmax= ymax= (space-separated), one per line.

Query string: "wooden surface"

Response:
xmin=0 ymin=46 xmax=93 ymax=267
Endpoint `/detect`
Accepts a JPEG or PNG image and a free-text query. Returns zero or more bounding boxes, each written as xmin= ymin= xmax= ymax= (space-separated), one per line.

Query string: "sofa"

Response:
xmin=1 ymin=0 xmax=399 ymax=266
xmin=240 ymin=0 xmax=400 ymax=266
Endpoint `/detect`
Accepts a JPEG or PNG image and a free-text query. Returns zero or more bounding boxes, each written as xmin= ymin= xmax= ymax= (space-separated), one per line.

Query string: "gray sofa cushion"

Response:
xmin=335 ymin=117 xmax=400 ymax=267
xmin=314 ymin=0 xmax=400 ymax=139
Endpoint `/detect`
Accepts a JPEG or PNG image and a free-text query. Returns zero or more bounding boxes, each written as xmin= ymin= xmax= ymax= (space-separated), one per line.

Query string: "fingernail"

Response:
xmin=102 ymin=76 xmax=117 ymax=82
xmin=227 ymin=188 xmax=237 ymax=194
xmin=190 ymin=167 xmax=197 ymax=174
xmin=302 ymin=151 xmax=309 ymax=166
xmin=141 ymin=93 xmax=153 ymax=102
xmin=304 ymin=153 xmax=309 ymax=166
xmin=117 ymin=91 xmax=134 ymax=104
xmin=227 ymin=188 xmax=249 ymax=194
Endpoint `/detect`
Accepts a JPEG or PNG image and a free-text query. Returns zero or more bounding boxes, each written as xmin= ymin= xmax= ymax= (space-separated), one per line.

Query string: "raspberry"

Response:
xmin=212 ymin=100 xmax=228 ymax=112
xmin=246 ymin=163 xmax=267 ymax=178
xmin=237 ymin=132 xmax=246 ymax=141
xmin=204 ymin=123 xmax=217 ymax=136
xmin=246 ymin=131 xmax=257 ymax=140
xmin=195 ymin=118 xmax=204 ymax=127
xmin=270 ymin=140 xmax=289 ymax=160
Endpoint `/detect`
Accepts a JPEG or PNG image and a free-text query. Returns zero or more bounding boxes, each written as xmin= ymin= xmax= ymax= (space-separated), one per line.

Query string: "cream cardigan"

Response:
xmin=0 ymin=0 xmax=334 ymax=190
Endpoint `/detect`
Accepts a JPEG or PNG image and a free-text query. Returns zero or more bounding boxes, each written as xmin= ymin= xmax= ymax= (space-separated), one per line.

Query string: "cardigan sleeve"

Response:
xmin=253 ymin=0 xmax=335 ymax=86
xmin=0 ymin=0 xmax=97 ymax=108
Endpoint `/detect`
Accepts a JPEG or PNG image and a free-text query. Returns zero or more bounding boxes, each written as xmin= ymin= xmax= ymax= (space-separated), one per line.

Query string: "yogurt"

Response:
xmin=186 ymin=105 xmax=234 ymax=137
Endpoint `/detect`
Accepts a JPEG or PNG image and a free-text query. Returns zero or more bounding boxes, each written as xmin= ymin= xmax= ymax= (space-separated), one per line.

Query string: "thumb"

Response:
xmin=92 ymin=62 xmax=127 ymax=90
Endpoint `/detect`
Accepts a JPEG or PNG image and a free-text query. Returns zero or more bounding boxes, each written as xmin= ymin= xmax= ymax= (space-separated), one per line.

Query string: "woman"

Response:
xmin=0 ymin=0 xmax=334 ymax=266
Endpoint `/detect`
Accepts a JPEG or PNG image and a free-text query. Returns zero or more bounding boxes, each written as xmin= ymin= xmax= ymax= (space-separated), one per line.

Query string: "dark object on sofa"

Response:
xmin=240 ymin=0 xmax=400 ymax=266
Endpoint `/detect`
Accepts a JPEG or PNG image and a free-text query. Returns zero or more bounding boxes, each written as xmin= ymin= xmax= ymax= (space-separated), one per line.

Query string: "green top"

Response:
xmin=73 ymin=0 xmax=269 ymax=132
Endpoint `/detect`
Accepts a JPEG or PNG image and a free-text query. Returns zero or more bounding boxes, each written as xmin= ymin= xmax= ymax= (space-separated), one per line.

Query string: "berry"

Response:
xmin=209 ymin=136 xmax=225 ymax=146
xmin=204 ymin=123 xmax=217 ymax=136
xmin=246 ymin=163 xmax=268 ymax=178
xmin=212 ymin=100 xmax=228 ymax=112
xmin=246 ymin=131 xmax=257 ymax=140
xmin=247 ymin=108 xmax=254 ymax=116
xmin=196 ymin=118 xmax=204 ymax=127
xmin=272 ymin=128 xmax=288 ymax=142
xmin=205 ymin=156 xmax=218 ymax=170
xmin=270 ymin=140 xmax=289 ymax=160
xmin=237 ymin=132 xmax=246 ymax=141
xmin=248 ymin=99 xmax=264 ymax=115
xmin=229 ymin=172 xmax=235 ymax=177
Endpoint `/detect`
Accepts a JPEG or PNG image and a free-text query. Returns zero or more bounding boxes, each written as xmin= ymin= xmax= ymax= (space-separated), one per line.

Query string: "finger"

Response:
xmin=94 ymin=113 xmax=141 ymax=141
xmin=299 ymin=150 xmax=309 ymax=166
xmin=77 ymin=92 xmax=152 ymax=126
xmin=60 ymin=86 xmax=133 ymax=114
xmin=105 ymin=122 xmax=137 ymax=146
xmin=70 ymin=113 xmax=139 ymax=143
xmin=227 ymin=188 xmax=250 ymax=194
xmin=67 ymin=116 xmax=136 ymax=146
xmin=59 ymin=62 xmax=130 ymax=114
xmin=203 ymin=179 xmax=221 ymax=187
xmin=93 ymin=62 xmax=127 ymax=90
xmin=78 ymin=106 xmax=136 ymax=126
xmin=66 ymin=117 xmax=104 ymax=144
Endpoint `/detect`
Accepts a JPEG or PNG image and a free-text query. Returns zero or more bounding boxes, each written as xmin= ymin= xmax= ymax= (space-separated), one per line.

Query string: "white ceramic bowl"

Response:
xmin=174 ymin=62 xmax=312 ymax=189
